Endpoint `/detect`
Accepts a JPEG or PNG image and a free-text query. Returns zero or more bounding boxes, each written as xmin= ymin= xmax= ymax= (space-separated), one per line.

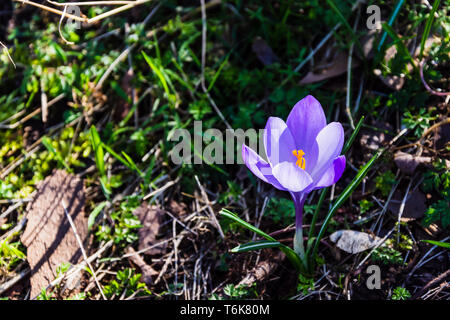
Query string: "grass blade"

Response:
xmin=422 ymin=240 xmax=450 ymax=249
xmin=324 ymin=0 xmax=362 ymax=55
xmin=88 ymin=201 xmax=107 ymax=229
xmin=231 ymin=240 xmax=282 ymax=253
xmin=343 ymin=116 xmax=364 ymax=154
xmin=307 ymin=187 xmax=328 ymax=244
xmin=89 ymin=125 xmax=105 ymax=177
xmin=42 ymin=136 xmax=72 ymax=173
xmin=324 ymin=0 xmax=353 ymax=35
xmin=121 ymin=151 xmax=143 ymax=176
xmin=220 ymin=208 xmax=276 ymax=241
xmin=207 ymin=51 xmax=231 ymax=92
xmin=419 ymin=0 xmax=441 ymax=60
xmin=381 ymin=22 xmax=417 ymax=71
xmin=312 ymin=148 xmax=384 ymax=259
xmin=307 ymin=116 xmax=364 ymax=248
xmin=220 ymin=208 xmax=305 ymax=272
xmin=142 ymin=51 xmax=175 ymax=105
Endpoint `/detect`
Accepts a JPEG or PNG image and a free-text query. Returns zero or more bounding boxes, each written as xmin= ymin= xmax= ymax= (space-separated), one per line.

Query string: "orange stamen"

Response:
xmin=292 ymin=149 xmax=306 ymax=170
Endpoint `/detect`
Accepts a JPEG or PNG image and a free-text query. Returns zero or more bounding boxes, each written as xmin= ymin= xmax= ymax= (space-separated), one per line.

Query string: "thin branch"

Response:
xmin=14 ymin=0 xmax=153 ymax=25
xmin=58 ymin=5 xmax=74 ymax=45
xmin=195 ymin=175 xmax=225 ymax=239
xmin=87 ymin=0 xmax=152 ymax=24
xmin=47 ymin=0 xmax=138 ymax=6
xmin=345 ymin=7 xmax=360 ymax=130
xmin=0 ymin=41 xmax=16 ymax=68
xmin=14 ymin=0 xmax=86 ymax=22
xmin=0 ymin=269 xmax=30 ymax=295
xmin=62 ymin=201 xmax=107 ymax=300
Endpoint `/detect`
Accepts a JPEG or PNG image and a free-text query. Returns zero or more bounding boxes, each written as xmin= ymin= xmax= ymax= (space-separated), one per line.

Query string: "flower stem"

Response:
xmin=294 ymin=227 xmax=305 ymax=258
xmin=292 ymin=192 xmax=307 ymax=262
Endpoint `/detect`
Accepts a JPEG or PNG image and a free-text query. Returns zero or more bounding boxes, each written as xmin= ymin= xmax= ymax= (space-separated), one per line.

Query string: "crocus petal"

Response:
xmin=286 ymin=95 xmax=326 ymax=159
xmin=310 ymin=122 xmax=344 ymax=181
xmin=263 ymin=117 xmax=297 ymax=167
xmin=272 ymin=162 xmax=313 ymax=192
xmin=242 ymin=144 xmax=287 ymax=191
xmin=312 ymin=155 xmax=346 ymax=190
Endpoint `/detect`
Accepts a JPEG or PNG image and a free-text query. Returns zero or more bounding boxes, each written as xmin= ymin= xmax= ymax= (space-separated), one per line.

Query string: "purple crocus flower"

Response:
xmin=242 ymin=95 xmax=346 ymax=258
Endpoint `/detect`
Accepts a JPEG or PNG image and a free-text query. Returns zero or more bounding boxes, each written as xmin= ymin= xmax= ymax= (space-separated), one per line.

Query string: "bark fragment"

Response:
xmin=21 ymin=170 xmax=87 ymax=298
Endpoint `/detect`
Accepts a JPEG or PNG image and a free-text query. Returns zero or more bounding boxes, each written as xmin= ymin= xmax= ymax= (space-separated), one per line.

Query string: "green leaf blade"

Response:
xmin=422 ymin=240 xmax=450 ymax=249
xmin=231 ymin=240 xmax=282 ymax=253
xmin=419 ymin=0 xmax=441 ymax=60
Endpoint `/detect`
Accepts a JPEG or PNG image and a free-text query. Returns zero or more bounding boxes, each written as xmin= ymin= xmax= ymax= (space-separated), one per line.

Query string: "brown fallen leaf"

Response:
xmin=394 ymin=151 xmax=432 ymax=174
xmin=21 ymin=170 xmax=87 ymax=298
xmin=388 ymin=189 xmax=427 ymax=221
xmin=237 ymin=252 xmax=283 ymax=288
xmin=252 ymin=37 xmax=279 ymax=66
xmin=134 ymin=202 xmax=167 ymax=255
xmin=330 ymin=230 xmax=382 ymax=254
xmin=300 ymin=50 xmax=359 ymax=84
